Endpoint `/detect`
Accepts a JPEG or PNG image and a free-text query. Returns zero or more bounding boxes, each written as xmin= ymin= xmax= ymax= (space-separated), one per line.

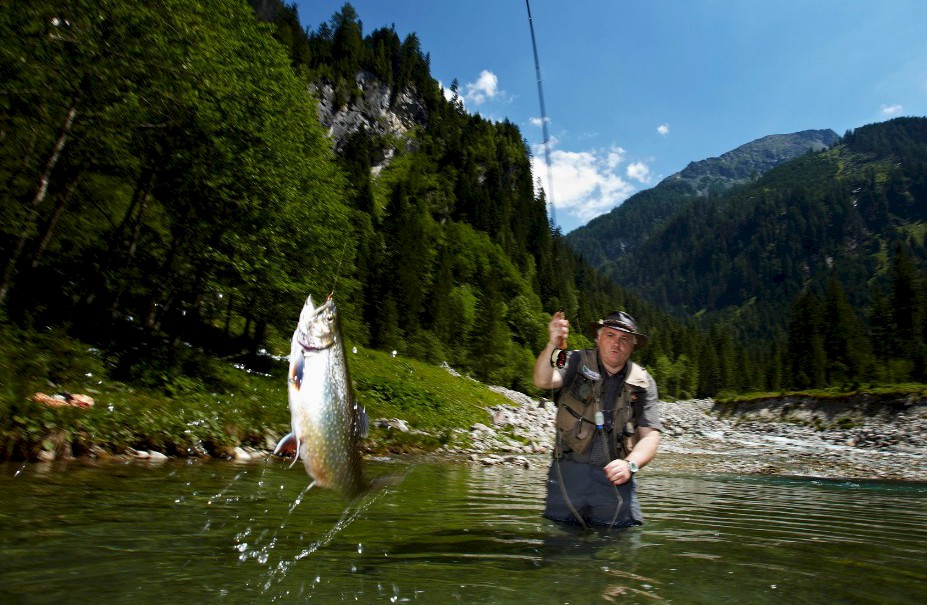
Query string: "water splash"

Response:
xmin=255 ymin=485 xmax=388 ymax=596
xmin=207 ymin=471 xmax=244 ymax=506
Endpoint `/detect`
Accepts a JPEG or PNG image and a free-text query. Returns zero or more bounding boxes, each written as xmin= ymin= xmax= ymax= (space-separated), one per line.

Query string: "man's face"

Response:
xmin=596 ymin=327 xmax=635 ymax=372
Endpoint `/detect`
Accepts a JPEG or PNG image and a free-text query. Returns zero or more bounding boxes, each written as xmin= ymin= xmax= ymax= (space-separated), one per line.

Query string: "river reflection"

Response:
xmin=1 ymin=457 xmax=925 ymax=604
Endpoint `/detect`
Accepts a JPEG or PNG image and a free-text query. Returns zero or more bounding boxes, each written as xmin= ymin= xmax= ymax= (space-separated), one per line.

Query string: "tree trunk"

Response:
xmin=29 ymin=95 xmax=78 ymax=218
xmin=224 ymin=292 xmax=234 ymax=337
xmin=110 ymin=170 xmax=154 ymax=320
xmin=251 ymin=320 xmax=267 ymax=356
xmin=144 ymin=230 xmax=183 ymax=331
xmin=0 ymin=93 xmax=79 ymax=305
xmin=110 ymin=166 xmax=156 ymax=255
xmin=29 ymin=177 xmax=80 ymax=270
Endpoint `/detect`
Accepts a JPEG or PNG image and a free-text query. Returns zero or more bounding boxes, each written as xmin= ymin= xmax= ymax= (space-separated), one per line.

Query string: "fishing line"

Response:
xmin=329 ymin=234 xmax=351 ymax=299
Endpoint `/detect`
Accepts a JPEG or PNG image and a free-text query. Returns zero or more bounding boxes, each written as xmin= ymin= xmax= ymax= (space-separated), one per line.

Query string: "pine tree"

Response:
xmin=888 ymin=241 xmax=926 ymax=375
xmin=823 ymin=274 xmax=872 ymax=384
xmin=787 ymin=288 xmax=826 ymax=389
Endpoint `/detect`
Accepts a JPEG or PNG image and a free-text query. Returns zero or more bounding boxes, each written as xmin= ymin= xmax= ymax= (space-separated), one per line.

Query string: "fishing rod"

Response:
xmin=525 ymin=0 xmax=556 ymax=229
xmin=526 ymin=3 xmax=625 ymax=530
xmin=525 ymin=0 xmax=574 ymax=342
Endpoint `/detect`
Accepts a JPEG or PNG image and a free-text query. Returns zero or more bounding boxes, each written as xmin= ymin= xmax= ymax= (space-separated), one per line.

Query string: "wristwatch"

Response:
xmin=627 ymin=460 xmax=639 ymax=474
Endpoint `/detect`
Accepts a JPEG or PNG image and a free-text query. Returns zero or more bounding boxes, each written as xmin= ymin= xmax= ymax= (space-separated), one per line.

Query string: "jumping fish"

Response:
xmin=274 ymin=294 xmax=368 ymax=498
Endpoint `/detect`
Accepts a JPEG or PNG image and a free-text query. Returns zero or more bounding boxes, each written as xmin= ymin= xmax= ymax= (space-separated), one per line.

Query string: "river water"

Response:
xmin=1 ymin=456 xmax=925 ymax=604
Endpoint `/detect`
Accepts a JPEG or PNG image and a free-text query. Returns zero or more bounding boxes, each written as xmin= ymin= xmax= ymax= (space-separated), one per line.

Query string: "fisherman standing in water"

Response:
xmin=533 ymin=311 xmax=661 ymax=527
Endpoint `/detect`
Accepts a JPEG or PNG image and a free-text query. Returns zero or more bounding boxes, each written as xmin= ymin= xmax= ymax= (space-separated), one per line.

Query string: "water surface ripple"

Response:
xmin=1 ymin=457 xmax=925 ymax=604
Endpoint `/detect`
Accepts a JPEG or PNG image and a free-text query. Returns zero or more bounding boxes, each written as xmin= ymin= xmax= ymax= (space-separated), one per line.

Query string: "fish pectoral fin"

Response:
xmin=273 ymin=432 xmax=299 ymax=458
xmin=355 ymin=403 xmax=369 ymax=438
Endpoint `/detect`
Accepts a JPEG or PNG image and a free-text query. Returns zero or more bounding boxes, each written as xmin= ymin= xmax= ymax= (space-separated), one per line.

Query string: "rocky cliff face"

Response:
xmin=311 ymin=71 xmax=429 ymax=173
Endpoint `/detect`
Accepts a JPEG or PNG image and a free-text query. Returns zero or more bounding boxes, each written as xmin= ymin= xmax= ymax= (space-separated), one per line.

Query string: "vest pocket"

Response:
xmin=556 ymin=403 xmax=596 ymax=454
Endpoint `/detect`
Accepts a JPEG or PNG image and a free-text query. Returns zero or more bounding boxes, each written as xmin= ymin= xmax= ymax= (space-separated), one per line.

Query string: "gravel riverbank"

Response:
xmin=456 ymin=389 xmax=927 ymax=482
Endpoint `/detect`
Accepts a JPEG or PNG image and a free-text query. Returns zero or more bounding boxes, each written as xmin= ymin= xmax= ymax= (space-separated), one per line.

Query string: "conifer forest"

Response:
xmin=3 ymin=0 xmax=927 ymax=400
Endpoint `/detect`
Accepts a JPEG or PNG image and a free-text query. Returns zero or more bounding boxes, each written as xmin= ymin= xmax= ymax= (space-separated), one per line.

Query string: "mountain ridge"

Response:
xmin=600 ymin=117 xmax=927 ymax=319
xmin=566 ymin=129 xmax=840 ymax=265
xmin=664 ymin=129 xmax=839 ymax=196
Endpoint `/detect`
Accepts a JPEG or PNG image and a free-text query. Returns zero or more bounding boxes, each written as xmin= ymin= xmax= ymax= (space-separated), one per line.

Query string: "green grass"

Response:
xmin=349 ymin=345 xmax=511 ymax=453
xmin=715 ymin=383 xmax=927 ymax=406
xmin=0 ymin=322 xmax=510 ymax=461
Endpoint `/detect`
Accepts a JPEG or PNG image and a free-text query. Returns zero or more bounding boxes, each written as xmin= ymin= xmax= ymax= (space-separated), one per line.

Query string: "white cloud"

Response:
xmin=531 ymin=144 xmax=636 ymax=223
xmin=881 ymin=104 xmax=903 ymax=117
xmin=606 ymin=146 xmax=626 ymax=169
xmin=465 ymin=70 xmax=500 ymax=105
xmin=657 ymin=123 xmax=670 ymax=136
xmin=529 ymin=116 xmax=549 ymax=128
xmin=626 ymin=161 xmax=651 ymax=184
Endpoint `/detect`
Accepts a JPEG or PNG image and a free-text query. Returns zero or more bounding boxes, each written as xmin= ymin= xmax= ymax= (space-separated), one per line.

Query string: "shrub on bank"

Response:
xmin=0 ymin=323 xmax=508 ymax=461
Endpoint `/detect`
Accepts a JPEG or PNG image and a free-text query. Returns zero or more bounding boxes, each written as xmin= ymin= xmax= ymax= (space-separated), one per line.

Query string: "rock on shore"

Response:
xmin=455 ymin=391 xmax=927 ymax=482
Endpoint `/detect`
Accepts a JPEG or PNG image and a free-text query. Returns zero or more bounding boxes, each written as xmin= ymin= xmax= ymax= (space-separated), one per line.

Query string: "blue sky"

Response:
xmin=293 ymin=1 xmax=927 ymax=233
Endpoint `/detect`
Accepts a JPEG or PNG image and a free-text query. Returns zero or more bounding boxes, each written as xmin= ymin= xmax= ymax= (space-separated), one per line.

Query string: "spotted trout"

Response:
xmin=274 ymin=294 xmax=368 ymax=498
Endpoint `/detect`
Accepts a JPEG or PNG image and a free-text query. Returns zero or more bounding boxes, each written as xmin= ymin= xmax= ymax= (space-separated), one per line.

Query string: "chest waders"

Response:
xmin=553 ymin=350 xmax=643 ymax=528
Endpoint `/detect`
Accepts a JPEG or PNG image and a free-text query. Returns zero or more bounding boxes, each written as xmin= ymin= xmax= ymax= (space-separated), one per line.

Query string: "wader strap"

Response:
xmin=594 ymin=429 xmax=624 ymax=528
xmin=554 ymin=433 xmax=588 ymax=529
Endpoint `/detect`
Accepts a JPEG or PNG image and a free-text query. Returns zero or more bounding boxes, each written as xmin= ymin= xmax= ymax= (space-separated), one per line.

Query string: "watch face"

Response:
xmin=628 ymin=461 xmax=639 ymax=473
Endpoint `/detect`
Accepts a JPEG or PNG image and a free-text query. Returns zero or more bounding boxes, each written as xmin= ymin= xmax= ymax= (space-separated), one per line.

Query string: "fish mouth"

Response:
xmin=307 ymin=295 xmax=333 ymax=322
xmin=295 ymin=295 xmax=337 ymax=351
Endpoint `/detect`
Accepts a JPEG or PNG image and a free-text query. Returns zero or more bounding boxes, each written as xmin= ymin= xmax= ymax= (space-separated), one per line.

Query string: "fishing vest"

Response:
xmin=554 ymin=349 xmax=650 ymax=461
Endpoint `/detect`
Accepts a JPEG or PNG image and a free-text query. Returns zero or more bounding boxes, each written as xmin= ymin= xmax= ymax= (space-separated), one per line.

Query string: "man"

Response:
xmin=533 ymin=310 xmax=661 ymax=528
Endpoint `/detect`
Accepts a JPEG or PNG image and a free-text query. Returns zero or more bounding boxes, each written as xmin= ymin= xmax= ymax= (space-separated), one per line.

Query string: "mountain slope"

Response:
xmin=600 ymin=117 xmax=927 ymax=334
xmin=566 ymin=129 xmax=839 ymax=266
xmin=666 ymin=129 xmax=839 ymax=196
